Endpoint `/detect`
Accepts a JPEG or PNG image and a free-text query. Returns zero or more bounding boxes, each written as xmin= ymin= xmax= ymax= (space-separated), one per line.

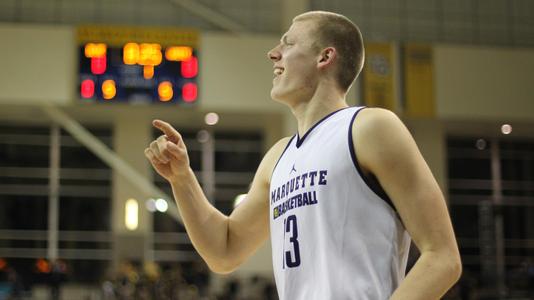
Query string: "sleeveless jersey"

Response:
xmin=269 ymin=106 xmax=411 ymax=300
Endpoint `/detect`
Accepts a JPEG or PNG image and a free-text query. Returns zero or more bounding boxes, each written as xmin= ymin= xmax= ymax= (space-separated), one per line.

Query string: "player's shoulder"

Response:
xmin=352 ymin=107 xmax=404 ymax=141
xmin=265 ymin=136 xmax=294 ymax=163
xmin=352 ymin=107 xmax=416 ymax=169
xmin=354 ymin=107 xmax=400 ymax=128
xmin=256 ymin=136 xmax=294 ymax=180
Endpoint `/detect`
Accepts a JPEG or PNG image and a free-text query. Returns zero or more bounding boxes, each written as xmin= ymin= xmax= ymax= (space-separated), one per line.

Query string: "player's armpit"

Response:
xmin=214 ymin=136 xmax=293 ymax=273
xmin=352 ymin=108 xmax=461 ymax=298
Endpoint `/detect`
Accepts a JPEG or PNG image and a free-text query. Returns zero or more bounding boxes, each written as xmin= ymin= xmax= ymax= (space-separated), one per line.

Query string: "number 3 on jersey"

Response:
xmin=284 ymin=215 xmax=301 ymax=268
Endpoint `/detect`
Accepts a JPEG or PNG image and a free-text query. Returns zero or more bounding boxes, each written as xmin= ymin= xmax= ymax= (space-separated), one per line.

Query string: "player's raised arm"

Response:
xmin=144 ymin=119 xmax=290 ymax=273
xmin=352 ymin=108 xmax=462 ymax=299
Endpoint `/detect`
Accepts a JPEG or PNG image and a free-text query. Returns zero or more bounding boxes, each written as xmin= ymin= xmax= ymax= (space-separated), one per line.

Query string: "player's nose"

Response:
xmin=267 ymin=46 xmax=281 ymax=61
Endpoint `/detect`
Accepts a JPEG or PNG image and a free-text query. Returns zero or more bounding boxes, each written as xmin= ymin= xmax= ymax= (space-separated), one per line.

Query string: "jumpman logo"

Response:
xmin=290 ymin=163 xmax=297 ymax=174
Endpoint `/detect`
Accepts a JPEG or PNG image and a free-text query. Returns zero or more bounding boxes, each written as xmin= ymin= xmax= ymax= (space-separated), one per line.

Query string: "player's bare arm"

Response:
xmin=352 ymin=108 xmax=462 ymax=299
xmin=144 ymin=119 xmax=291 ymax=274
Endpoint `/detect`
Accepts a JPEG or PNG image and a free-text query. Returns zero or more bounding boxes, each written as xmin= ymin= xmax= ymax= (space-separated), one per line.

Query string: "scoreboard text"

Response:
xmin=78 ymin=26 xmax=199 ymax=105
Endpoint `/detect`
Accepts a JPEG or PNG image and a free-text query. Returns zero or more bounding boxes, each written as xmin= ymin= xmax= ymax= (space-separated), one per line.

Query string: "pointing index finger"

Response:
xmin=153 ymin=120 xmax=180 ymax=143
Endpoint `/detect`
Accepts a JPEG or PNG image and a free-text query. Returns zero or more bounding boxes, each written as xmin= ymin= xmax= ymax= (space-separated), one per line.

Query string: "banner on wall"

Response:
xmin=362 ymin=43 xmax=396 ymax=110
xmin=404 ymin=44 xmax=435 ymax=117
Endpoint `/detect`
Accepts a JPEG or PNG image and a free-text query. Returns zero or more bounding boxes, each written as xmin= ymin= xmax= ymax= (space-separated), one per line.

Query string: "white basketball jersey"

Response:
xmin=269 ymin=106 xmax=411 ymax=300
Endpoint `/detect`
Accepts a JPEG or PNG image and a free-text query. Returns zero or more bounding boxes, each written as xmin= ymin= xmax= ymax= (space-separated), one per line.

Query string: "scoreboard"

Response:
xmin=77 ymin=26 xmax=199 ymax=105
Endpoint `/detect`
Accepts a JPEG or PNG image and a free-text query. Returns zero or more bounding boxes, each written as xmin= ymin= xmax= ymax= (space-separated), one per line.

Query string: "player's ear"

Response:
xmin=317 ymin=47 xmax=336 ymax=69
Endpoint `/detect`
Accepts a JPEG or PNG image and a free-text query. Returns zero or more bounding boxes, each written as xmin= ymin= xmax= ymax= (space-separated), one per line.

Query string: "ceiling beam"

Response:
xmin=41 ymin=104 xmax=182 ymax=224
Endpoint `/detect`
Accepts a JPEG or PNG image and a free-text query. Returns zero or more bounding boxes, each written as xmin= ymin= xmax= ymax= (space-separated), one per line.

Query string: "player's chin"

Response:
xmin=270 ymin=93 xmax=289 ymax=104
xmin=270 ymin=89 xmax=282 ymax=102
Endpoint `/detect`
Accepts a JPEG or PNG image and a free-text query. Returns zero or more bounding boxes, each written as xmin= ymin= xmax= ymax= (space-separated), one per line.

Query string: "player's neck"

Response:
xmin=291 ymin=87 xmax=348 ymax=137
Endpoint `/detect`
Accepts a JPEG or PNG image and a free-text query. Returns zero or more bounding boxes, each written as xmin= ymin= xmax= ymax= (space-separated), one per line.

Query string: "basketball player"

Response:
xmin=145 ymin=11 xmax=461 ymax=299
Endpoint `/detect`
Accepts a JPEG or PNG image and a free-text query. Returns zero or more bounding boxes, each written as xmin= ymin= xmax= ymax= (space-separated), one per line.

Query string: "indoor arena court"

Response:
xmin=0 ymin=0 xmax=533 ymax=299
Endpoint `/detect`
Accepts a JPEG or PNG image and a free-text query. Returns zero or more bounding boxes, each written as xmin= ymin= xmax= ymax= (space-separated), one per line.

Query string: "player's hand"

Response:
xmin=144 ymin=120 xmax=191 ymax=182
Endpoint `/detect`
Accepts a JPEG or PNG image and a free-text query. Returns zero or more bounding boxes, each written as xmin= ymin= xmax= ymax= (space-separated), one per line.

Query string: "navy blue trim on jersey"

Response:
xmin=296 ymin=107 xmax=351 ymax=148
xmin=348 ymin=108 xmax=397 ymax=212
xmin=270 ymin=135 xmax=296 ymax=181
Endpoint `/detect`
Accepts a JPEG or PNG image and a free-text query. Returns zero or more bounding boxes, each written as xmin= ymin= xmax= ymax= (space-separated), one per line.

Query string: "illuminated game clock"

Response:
xmin=78 ymin=26 xmax=199 ymax=104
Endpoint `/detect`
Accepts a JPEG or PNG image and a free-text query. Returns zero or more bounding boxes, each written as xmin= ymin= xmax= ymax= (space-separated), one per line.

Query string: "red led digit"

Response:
xmin=81 ymin=79 xmax=95 ymax=98
xmin=181 ymin=56 xmax=198 ymax=78
xmin=91 ymin=56 xmax=107 ymax=75
xmin=182 ymin=83 xmax=197 ymax=102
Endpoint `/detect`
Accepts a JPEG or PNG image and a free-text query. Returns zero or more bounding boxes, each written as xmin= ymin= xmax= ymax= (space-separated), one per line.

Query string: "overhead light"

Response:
xmin=205 ymin=112 xmax=219 ymax=126
xmin=475 ymin=139 xmax=486 ymax=150
xmin=155 ymin=198 xmax=168 ymax=212
xmin=197 ymin=129 xmax=210 ymax=143
xmin=146 ymin=198 xmax=157 ymax=212
xmin=501 ymin=124 xmax=512 ymax=135
xmin=125 ymin=198 xmax=139 ymax=231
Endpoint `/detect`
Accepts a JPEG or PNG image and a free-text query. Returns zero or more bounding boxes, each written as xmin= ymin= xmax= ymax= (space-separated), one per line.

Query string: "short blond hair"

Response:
xmin=294 ymin=11 xmax=364 ymax=92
